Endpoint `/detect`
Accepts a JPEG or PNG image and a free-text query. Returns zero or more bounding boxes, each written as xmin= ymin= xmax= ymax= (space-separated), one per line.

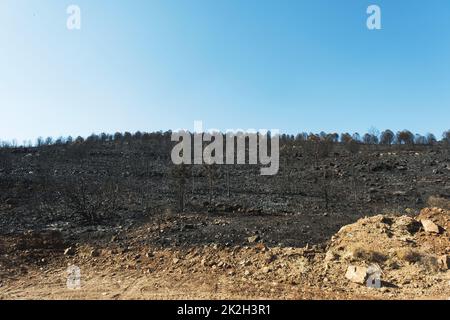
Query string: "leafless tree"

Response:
xmin=319 ymin=168 xmax=333 ymax=210
xmin=170 ymin=164 xmax=190 ymax=212
xmin=203 ymin=164 xmax=218 ymax=205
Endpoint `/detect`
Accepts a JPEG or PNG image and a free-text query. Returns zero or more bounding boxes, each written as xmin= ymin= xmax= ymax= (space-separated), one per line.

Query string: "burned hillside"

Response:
xmin=0 ymin=134 xmax=448 ymax=240
xmin=0 ymin=132 xmax=449 ymax=299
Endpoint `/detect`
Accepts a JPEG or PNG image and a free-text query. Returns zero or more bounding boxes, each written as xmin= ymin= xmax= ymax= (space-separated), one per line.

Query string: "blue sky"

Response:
xmin=1 ymin=0 xmax=449 ymax=142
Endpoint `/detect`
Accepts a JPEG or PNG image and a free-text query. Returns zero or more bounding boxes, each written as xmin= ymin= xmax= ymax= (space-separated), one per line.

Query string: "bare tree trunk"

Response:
xmin=191 ymin=166 xmax=195 ymax=195
xmin=209 ymin=176 xmax=213 ymax=204
xmin=179 ymin=184 xmax=185 ymax=212
xmin=226 ymin=166 xmax=230 ymax=198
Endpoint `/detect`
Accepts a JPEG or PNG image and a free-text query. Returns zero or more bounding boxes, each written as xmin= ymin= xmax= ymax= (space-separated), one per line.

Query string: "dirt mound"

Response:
xmin=324 ymin=208 xmax=450 ymax=295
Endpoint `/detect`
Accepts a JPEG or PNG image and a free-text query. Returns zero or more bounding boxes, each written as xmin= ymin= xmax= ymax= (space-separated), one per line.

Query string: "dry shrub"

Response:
xmin=418 ymin=255 xmax=440 ymax=272
xmin=396 ymin=249 xmax=441 ymax=271
xmin=351 ymin=247 xmax=388 ymax=263
xmin=64 ymin=177 xmax=121 ymax=224
xmin=396 ymin=248 xmax=422 ymax=263
xmin=427 ymin=195 xmax=450 ymax=209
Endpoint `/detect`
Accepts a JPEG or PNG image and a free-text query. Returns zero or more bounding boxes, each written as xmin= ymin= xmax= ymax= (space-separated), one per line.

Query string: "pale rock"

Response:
xmin=421 ymin=219 xmax=440 ymax=233
xmin=345 ymin=265 xmax=368 ymax=284
xmin=248 ymin=235 xmax=260 ymax=243
xmin=64 ymin=247 xmax=76 ymax=256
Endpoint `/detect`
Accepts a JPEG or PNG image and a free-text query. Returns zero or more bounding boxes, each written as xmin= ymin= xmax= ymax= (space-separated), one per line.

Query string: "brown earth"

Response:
xmin=1 ymin=207 xmax=448 ymax=300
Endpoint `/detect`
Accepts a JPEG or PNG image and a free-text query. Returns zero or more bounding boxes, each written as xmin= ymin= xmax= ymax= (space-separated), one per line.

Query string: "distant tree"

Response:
xmin=443 ymin=130 xmax=450 ymax=144
xmin=114 ymin=132 xmax=123 ymax=142
xmin=86 ymin=134 xmax=99 ymax=144
xmin=142 ymin=132 xmax=151 ymax=142
xmin=363 ymin=133 xmax=378 ymax=144
xmin=0 ymin=140 xmax=11 ymax=148
xmin=380 ymin=130 xmax=394 ymax=145
xmin=368 ymin=127 xmax=380 ymax=140
xmin=426 ymin=133 xmax=437 ymax=145
xmin=352 ymin=133 xmax=361 ymax=142
xmin=414 ymin=134 xmax=427 ymax=145
xmin=36 ymin=137 xmax=44 ymax=147
xmin=295 ymin=132 xmax=308 ymax=142
xmin=134 ymin=131 xmax=143 ymax=140
xmin=363 ymin=134 xmax=371 ymax=144
xmin=340 ymin=133 xmax=352 ymax=144
xmin=319 ymin=131 xmax=328 ymax=140
xmin=100 ymin=133 xmax=108 ymax=142
xmin=123 ymin=132 xmax=132 ymax=143
xmin=326 ymin=133 xmax=339 ymax=143
xmin=45 ymin=137 xmax=53 ymax=146
xmin=396 ymin=130 xmax=415 ymax=145
xmin=74 ymin=136 xmax=85 ymax=144
xmin=54 ymin=137 xmax=65 ymax=145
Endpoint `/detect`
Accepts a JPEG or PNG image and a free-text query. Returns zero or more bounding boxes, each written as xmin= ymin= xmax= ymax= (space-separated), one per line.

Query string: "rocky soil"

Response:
xmin=0 ymin=207 xmax=449 ymax=300
xmin=0 ymin=142 xmax=449 ymax=299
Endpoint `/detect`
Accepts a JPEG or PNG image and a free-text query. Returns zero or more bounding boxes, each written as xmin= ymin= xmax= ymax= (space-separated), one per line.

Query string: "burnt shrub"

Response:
xmin=63 ymin=177 xmax=122 ymax=224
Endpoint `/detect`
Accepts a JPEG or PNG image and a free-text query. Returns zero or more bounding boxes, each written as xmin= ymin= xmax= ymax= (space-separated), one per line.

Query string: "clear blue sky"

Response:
xmin=1 ymin=0 xmax=449 ymax=143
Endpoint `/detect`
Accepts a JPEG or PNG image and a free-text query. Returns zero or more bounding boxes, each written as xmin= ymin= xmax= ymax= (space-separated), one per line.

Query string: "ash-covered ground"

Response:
xmin=0 ymin=137 xmax=449 ymax=299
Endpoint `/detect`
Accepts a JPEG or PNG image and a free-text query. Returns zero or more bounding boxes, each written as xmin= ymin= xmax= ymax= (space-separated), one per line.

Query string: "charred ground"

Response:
xmin=0 ymin=136 xmax=449 ymax=240
xmin=0 ymin=134 xmax=449 ymax=299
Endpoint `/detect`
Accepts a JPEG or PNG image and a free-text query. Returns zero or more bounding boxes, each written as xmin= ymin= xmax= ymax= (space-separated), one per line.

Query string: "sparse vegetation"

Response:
xmin=396 ymin=248 xmax=422 ymax=263
xmin=352 ymin=247 xmax=388 ymax=264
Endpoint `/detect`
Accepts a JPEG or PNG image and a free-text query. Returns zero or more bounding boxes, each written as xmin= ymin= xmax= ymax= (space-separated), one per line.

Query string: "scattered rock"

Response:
xmin=393 ymin=216 xmax=421 ymax=234
xmin=421 ymin=219 xmax=440 ymax=234
xmin=324 ymin=250 xmax=338 ymax=262
xmin=64 ymin=247 xmax=76 ymax=256
xmin=247 ymin=235 xmax=260 ymax=243
xmin=262 ymin=267 xmax=271 ymax=273
xmin=345 ymin=265 xmax=368 ymax=284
